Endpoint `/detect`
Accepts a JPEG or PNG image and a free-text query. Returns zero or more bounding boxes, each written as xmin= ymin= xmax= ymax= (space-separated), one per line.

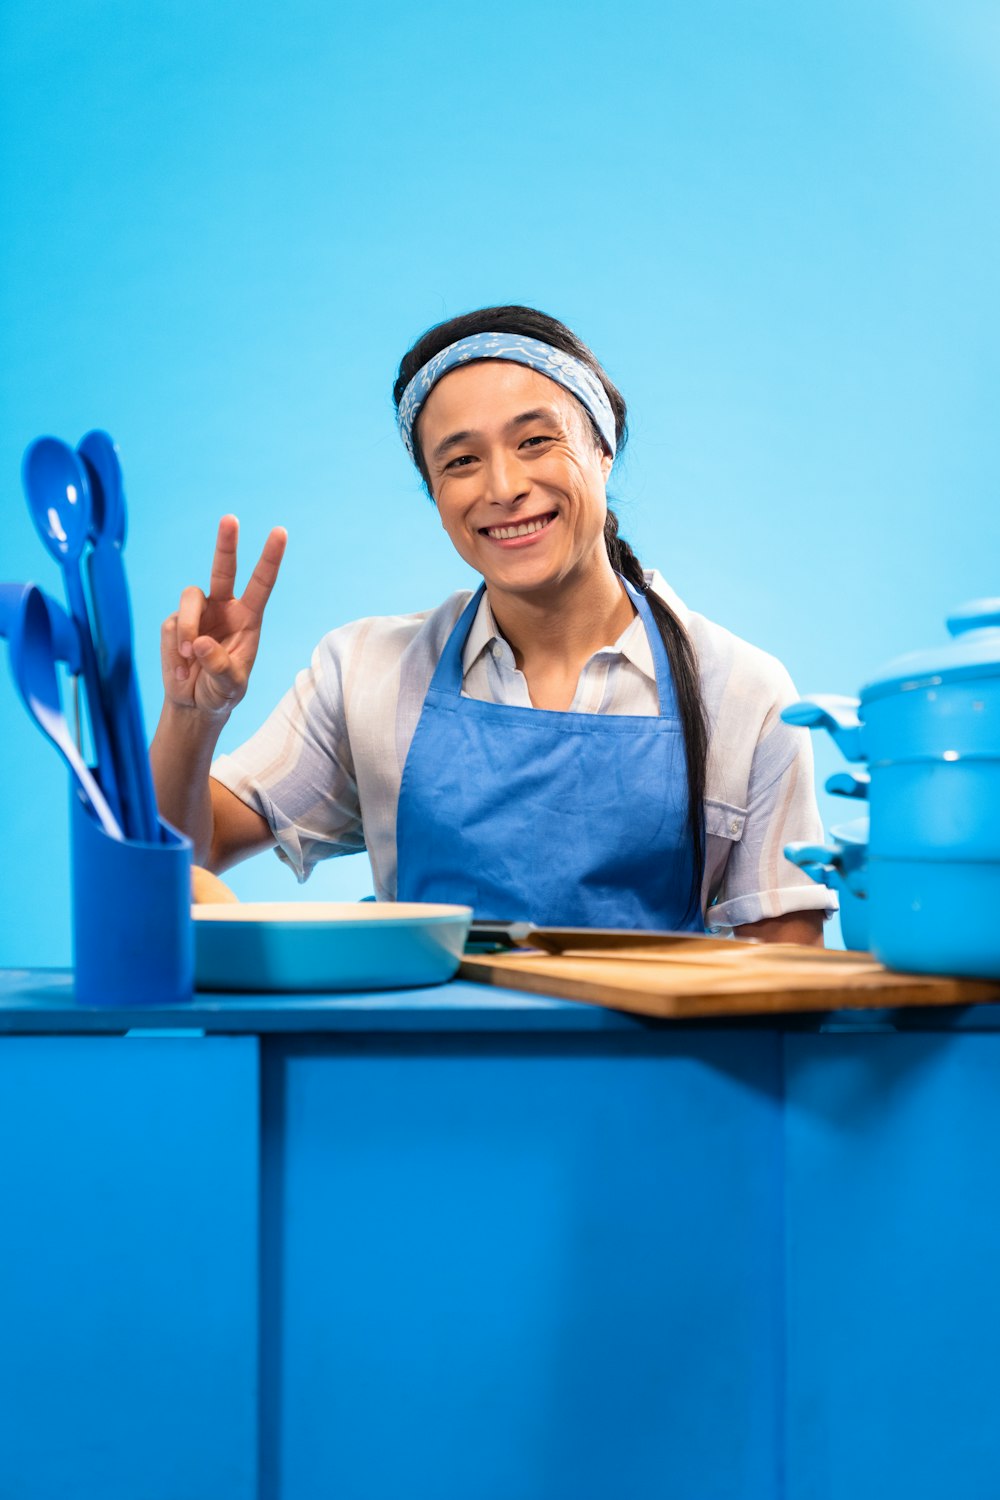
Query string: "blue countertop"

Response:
xmin=0 ymin=967 xmax=659 ymax=1033
xmin=4 ymin=965 xmax=1000 ymax=1033
xmin=6 ymin=964 xmax=1000 ymax=1499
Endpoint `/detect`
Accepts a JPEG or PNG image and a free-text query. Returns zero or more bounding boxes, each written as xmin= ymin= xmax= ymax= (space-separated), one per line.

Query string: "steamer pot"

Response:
xmin=781 ymin=599 xmax=1000 ymax=979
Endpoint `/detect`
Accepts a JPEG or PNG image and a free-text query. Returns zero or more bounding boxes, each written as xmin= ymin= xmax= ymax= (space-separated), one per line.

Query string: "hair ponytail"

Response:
xmin=604 ymin=510 xmax=707 ymax=922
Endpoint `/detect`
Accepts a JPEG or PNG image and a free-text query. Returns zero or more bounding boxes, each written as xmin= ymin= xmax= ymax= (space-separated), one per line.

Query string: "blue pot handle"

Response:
xmin=780 ymin=695 xmax=865 ymax=762
xmin=785 ymin=840 xmax=868 ymax=898
xmin=946 ymin=598 xmax=1000 ymax=637
xmin=825 ymin=768 xmax=870 ymax=800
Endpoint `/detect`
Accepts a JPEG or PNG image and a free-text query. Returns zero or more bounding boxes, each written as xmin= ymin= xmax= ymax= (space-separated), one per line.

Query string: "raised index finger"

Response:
xmin=208 ymin=514 xmax=240 ymax=600
xmin=240 ymin=526 xmax=288 ymax=619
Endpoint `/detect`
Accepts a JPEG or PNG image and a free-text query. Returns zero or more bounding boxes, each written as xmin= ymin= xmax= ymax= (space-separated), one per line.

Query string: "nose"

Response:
xmin=481 ymin=447 xmax=530 ymax=509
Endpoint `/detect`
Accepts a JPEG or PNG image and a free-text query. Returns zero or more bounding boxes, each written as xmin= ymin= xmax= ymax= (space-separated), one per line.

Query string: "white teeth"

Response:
xmin=486 ymin=515 xmax=554 ymax=540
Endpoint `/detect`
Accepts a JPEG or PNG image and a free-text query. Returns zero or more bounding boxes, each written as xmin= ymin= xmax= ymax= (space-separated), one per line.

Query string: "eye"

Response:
xmin=521 ymin=434 xmax=554 ymax=450
xmin=445 ymin=453 xmax=478 ymax=470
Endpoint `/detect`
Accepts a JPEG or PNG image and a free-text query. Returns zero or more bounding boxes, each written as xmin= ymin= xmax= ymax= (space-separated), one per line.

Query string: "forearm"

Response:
xmin=736 ymin=910 xmax=826 ymax=946
xmin=150 ymin=700 xmax=229 ymax=865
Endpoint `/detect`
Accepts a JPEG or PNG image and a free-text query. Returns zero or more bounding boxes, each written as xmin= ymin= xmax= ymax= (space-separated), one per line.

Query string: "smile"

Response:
xmin=481 ymin=512 xmax=557 ymax=541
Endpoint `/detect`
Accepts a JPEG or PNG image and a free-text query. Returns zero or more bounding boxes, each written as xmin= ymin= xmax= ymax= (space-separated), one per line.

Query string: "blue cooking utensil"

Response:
xmin=9 ymin=585 xmax=123 ymax=841
xmin=21 ymin=437 xmax=124 ymax=829
xmin=78 ymin=429 xmax=126 ymax=545
xmin=0 ymin=582 xmax=81 ymax=672
xmin=78 ymin=430 xmax=160 ymax=843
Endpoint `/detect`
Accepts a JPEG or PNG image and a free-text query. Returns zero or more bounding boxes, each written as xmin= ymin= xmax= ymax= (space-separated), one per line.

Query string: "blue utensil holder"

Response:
xmin=70 ymin=788 xmax=193 ymax=1007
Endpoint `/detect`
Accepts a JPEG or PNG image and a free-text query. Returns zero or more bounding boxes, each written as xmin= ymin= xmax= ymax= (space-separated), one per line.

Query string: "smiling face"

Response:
xmin=416 ymin=361 xmax=615 ymax=599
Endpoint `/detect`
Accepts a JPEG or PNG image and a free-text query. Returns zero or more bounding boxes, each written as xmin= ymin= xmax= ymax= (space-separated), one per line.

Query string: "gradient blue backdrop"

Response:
xmin=2 ymin=0 xmax=998 ymax=964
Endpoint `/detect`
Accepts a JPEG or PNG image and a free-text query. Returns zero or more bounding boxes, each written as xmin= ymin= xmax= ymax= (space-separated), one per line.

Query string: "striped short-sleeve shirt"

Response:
xmin=211 ymin=571 xmax=835 ymax=931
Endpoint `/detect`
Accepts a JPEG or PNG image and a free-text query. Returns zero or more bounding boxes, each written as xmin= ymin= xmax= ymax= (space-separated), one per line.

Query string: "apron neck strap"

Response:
xmin=618 ymin=576 xmax=676 ymax=715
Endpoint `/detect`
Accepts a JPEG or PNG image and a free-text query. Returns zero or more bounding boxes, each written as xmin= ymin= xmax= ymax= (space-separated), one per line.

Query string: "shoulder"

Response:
xmin=645 ymin=569 xmax=797 ymax=718
xmin=313 ymin=591 xmax=474 ymax=673
xmin=306 ymin=592 xmax=474 ymax=721
xmin=645 ymin=570 xmax=809 ymax=807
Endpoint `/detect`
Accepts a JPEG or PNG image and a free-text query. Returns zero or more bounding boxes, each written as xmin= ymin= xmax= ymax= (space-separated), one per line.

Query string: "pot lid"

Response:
xmin=860 ymin=598 xmax=1000 ymax=704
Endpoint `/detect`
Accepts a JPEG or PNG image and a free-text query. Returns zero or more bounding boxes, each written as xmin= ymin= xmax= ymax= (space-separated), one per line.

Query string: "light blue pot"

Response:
xmin=781 ymin=598 xmax=1000 ymax=978
xmin=867 ymin=858 xmax=1000 ymax=979
xmin=861 ymin=599 xmax=1000 ymax=764
xmin=785 ymin=817 xmax=870 ymax=953
xmin=870 ymin=759 xmax=1000 ymax=861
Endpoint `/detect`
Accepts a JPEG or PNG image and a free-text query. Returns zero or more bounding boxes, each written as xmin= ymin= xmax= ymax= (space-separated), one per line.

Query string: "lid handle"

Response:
xmin=946 ymin=598 xmax=1000 ymax=638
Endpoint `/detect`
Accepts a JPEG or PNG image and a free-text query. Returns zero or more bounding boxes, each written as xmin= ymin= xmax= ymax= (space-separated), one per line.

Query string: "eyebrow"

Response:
xmin=430 ymin=407 xmax=562 ymax=462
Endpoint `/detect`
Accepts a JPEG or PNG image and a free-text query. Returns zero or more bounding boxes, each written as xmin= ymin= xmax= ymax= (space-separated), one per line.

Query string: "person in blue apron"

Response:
xmin=152 ymin=306 xmax=829 ymax=945
xmin=392 ymin=328 xmax=702 ymax=933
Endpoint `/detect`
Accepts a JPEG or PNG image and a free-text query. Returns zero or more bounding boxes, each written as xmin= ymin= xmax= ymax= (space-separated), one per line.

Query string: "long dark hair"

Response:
xmin=393 ymin=304 xmax=707 ymax=922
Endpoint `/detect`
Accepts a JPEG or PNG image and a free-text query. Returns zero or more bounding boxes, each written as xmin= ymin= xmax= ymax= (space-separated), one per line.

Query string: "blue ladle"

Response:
xmin=22 ymin=437 xmax=124 ymax=829
xmin=78 ymin=430 xmax=160 ymax=843
xmin=1 ymin=580 xmax=83 ymax=746
xmin=79 ymin=428 xmax=127 ymax=546
xmin=9 ymin=585 xmax=123 ymax=840
xmin=0 ymin=582 xmax=81 ymax=671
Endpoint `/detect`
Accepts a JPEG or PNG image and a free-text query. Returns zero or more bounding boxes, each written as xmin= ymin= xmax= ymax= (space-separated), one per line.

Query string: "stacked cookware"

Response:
xmin=783 ymin=599 xmax=1000 ymax=979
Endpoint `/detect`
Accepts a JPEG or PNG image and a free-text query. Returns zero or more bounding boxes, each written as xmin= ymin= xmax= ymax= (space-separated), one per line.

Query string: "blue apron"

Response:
xmin=395 ymin=579 xmax=703 ymax=931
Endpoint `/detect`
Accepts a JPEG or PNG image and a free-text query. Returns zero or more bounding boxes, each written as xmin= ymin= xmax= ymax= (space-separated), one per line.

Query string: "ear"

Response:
xmin=600 ymin=448 xmax=614 ymax=481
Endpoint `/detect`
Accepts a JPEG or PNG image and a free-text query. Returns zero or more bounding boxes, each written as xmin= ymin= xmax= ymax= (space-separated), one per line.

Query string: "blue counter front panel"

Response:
xmin=0 ymin=1036 xmax=260 ymax=1500
xmin=262 ymin=1031 xmax=784 ymax=1500
xmin=785 ymin=1033 xmax=1000 ymax=1500
xmin=8 ymin=974 xmax=1000 ymax=1499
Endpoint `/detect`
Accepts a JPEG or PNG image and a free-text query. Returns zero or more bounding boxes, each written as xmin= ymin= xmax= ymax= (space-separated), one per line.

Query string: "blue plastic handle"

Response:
xmin=946 ymin=598 xmax=1000 ymax=637
xmin=825 ymin=769 xmax=870 ymax=800
xmin=21 ymin=437 xmax=125 ymax=831
xmin=86 ymin=544 xmax=160 ymax=844
xmin=785 ymin=840 xmax=839 ymax=869
xmin=785 ymin=840 xmax=868 ymax=898
xmin=79 ymin=436 xmax=161 ymax=845
xmin=0 ymin=582 xmax=82 ymax=673
xmin=9 ymin=585 xmax=123 ymax=840
xmin=781 ymin=695 xmax=866 ymax=762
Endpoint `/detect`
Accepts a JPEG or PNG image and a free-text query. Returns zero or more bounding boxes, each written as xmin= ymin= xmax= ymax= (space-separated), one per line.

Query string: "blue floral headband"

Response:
xmin=396 ymin=331 xmax=618 ymax=463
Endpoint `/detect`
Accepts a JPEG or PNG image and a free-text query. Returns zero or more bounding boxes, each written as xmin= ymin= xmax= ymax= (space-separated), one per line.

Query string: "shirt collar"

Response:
xmin=461 ymin=590 xmax=504 ymax=673
xmin=460 ymin=570 xmax=688 ymax=683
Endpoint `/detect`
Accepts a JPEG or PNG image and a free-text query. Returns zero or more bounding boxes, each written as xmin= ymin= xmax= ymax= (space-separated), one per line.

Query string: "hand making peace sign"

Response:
xmin=160 ymin=515 xmax=287 ymax=717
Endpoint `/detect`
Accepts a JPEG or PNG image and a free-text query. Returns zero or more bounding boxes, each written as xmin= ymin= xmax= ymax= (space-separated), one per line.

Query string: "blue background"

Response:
xmin=2 ymin=0 xmax=998 ymax=964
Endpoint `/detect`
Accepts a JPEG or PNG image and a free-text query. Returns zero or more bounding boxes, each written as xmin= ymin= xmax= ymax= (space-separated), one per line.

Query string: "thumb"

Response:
xmin=191 ymin=635 xmax=241 ymax=682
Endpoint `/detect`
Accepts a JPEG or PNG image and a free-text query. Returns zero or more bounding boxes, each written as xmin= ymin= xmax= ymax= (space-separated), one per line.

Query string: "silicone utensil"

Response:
xmin=1 ymin=580 xmax=83 ymax=747
xmin=21 ymin=438 xmax=123 ymax=827
xmin=0 ymin=582 xmax=81 ymax=671
xmin=78 ymin=429 xmax=126 ymax=544
xmin=9 ymin=585 xmax=123 ymax=840
xmin=79 ymin=430 xmax=159 ymax=842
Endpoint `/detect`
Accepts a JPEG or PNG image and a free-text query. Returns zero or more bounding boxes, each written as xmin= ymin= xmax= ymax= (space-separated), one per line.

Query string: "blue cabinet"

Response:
xmin=4 ymin=976 xmax=1000 ymax=1498
xmin=785 ymin=1032 xmax=1000 ymax=1500
xmin=263 ymin=1032 xmax=783 ymax=1500
xmin=0 ymin=1035 xmax=260 ymax=1500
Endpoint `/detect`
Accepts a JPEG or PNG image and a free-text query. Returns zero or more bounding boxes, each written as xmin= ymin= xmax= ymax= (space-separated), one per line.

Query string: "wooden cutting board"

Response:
xmin=459 ymin=938 xmax=1000 ymax=1019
